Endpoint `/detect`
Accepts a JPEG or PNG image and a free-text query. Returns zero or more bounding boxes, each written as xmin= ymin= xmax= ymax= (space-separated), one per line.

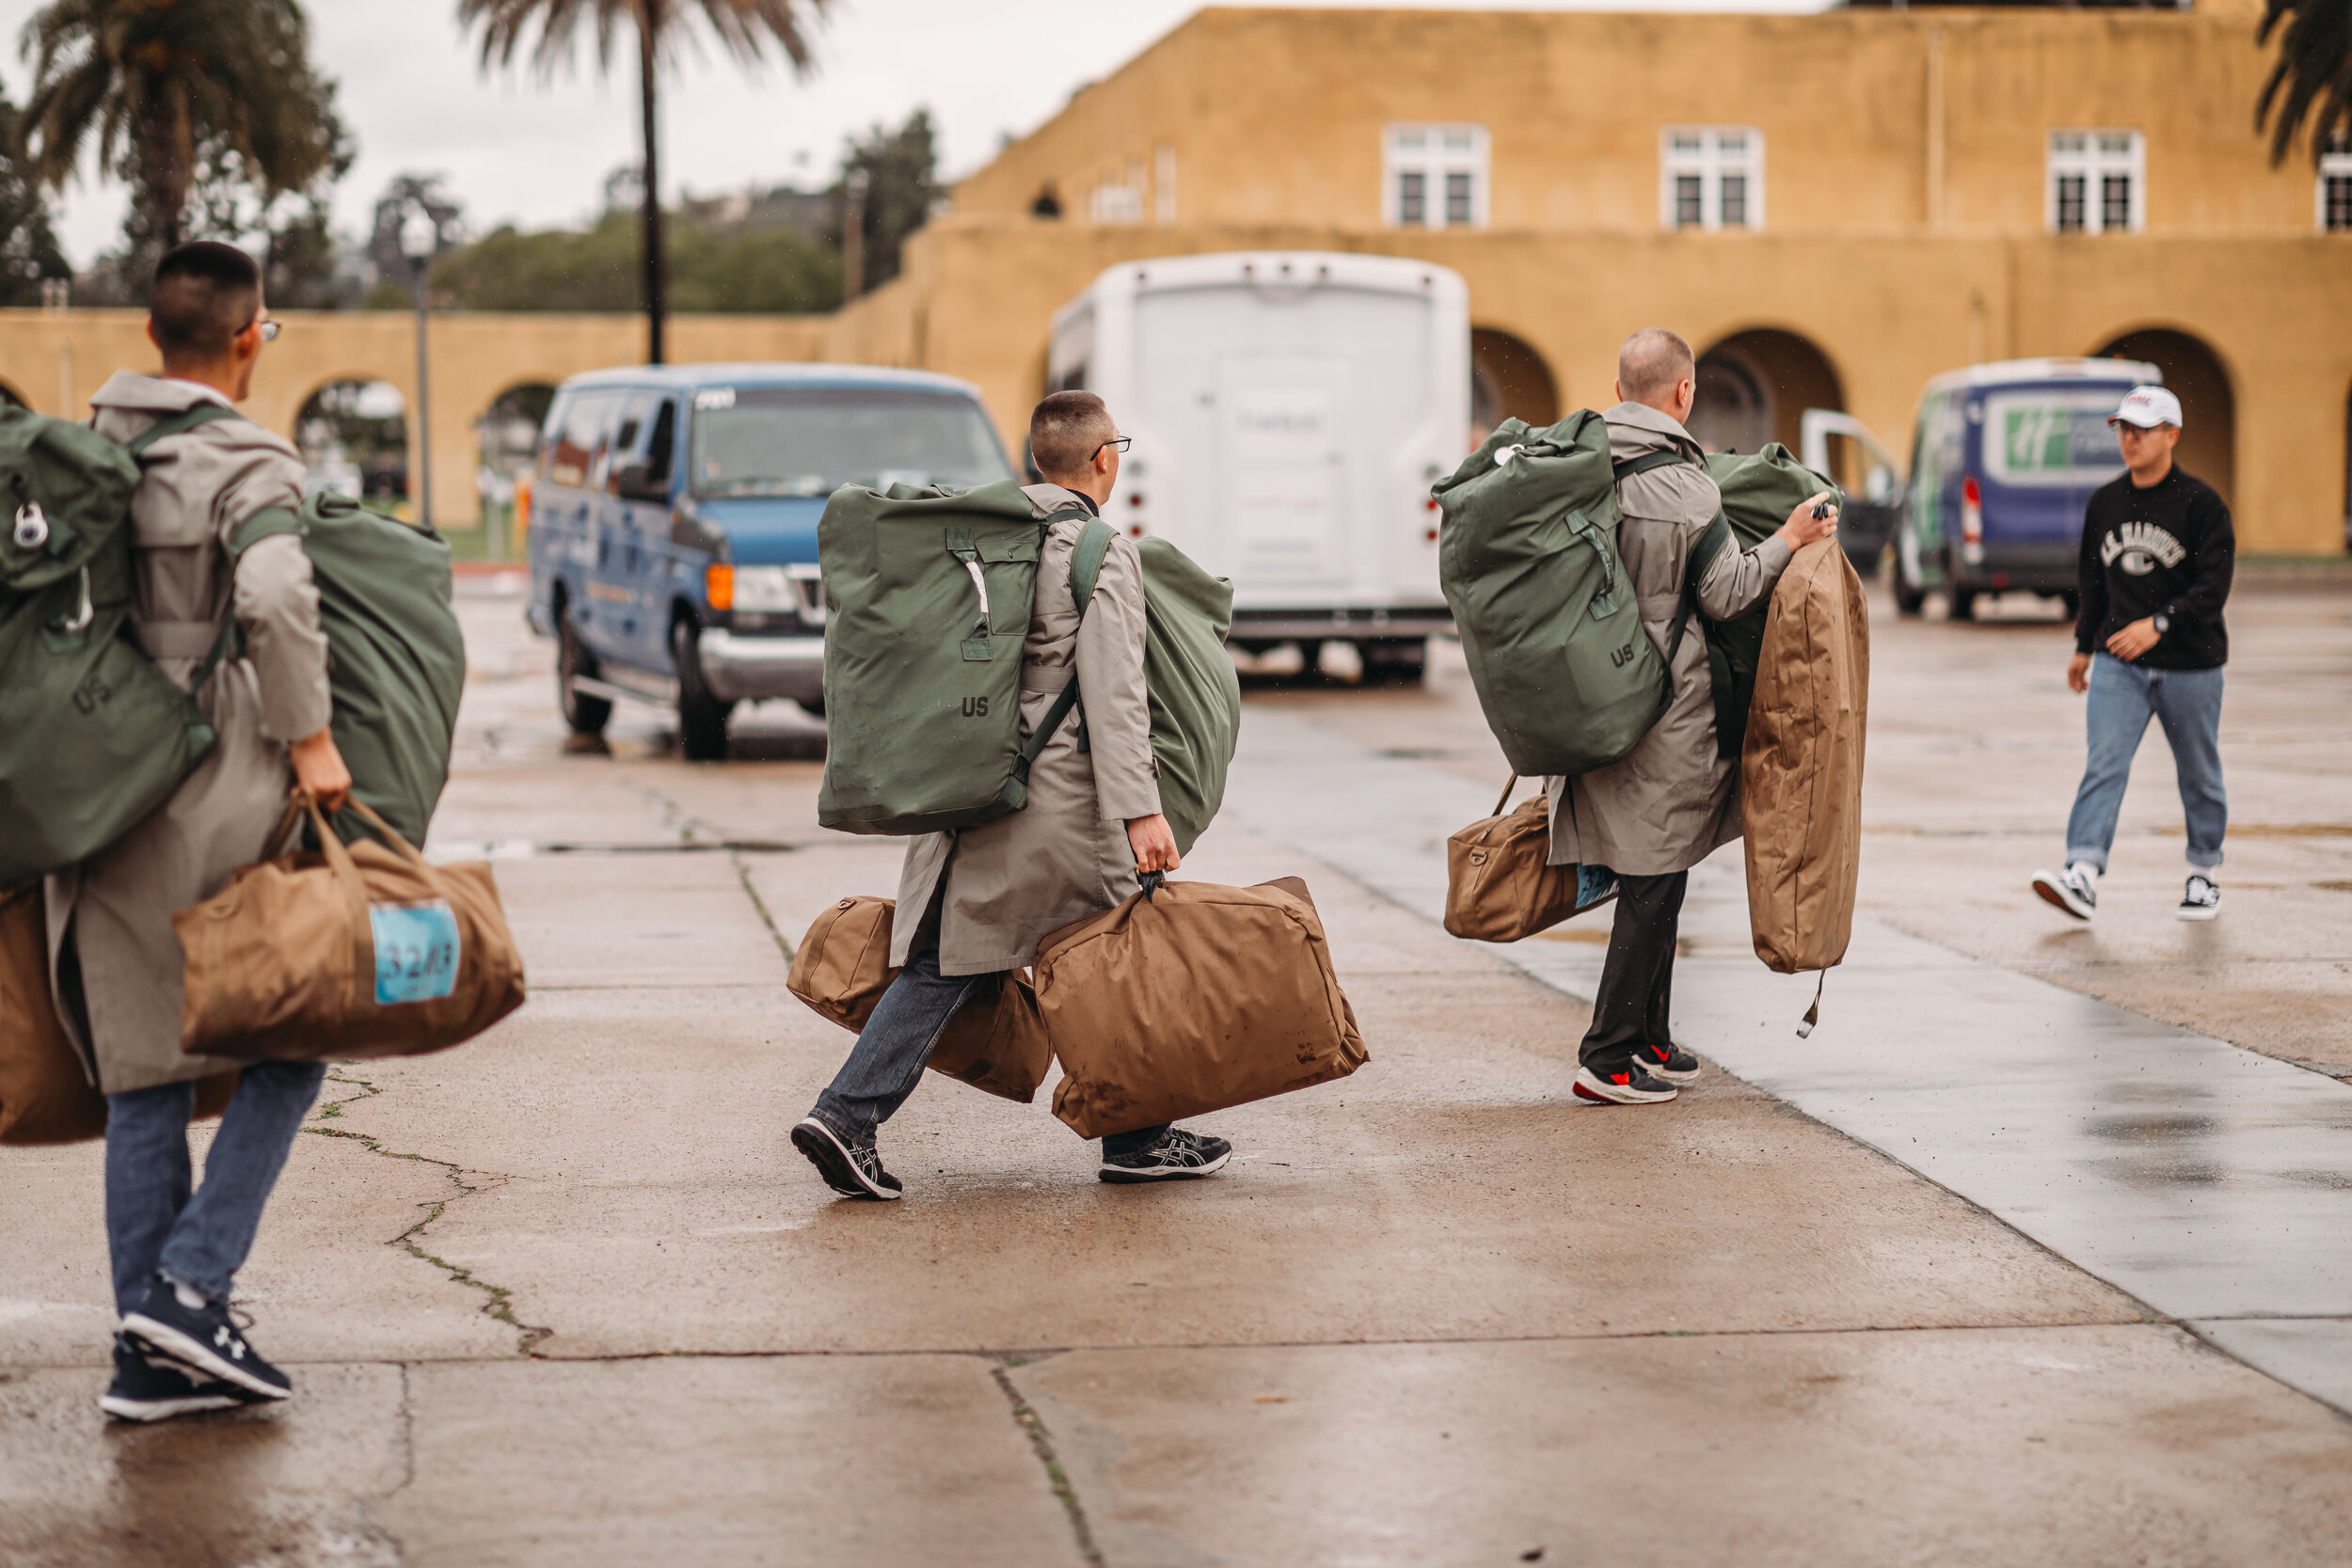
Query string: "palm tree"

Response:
xmin=459 ymin=0 xmax=831 ymax=364
xmin=17 ymin=0 xmax=344 ymax=259
xmin=2258 ymin=0 xmax=2352 ymax=164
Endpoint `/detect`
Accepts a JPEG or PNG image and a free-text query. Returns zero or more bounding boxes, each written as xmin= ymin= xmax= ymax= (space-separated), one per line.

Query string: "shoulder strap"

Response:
xmin=123 ymin=403 xmax=244 ymax=458
xmin=230 ymin=503 xmax=304 ymax=558
xmin=1013 ymin=515 xmax=1119 ymax=781
xmin=1663 ymin=513 xmax=1733 ymax=665
xmin=1610 ymin=449 xmax=1690 ymax=483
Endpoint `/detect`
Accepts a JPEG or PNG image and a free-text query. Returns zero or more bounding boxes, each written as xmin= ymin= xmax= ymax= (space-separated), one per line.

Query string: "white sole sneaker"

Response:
xmin=1571 ymin=1066 xmax=1678 ymax=1105
xmin=2031 ymin=869 xmax=2094 ymax=921
xmin=2177 ymin=898 xmax=2220 ymax=922
xmin=118 ymin=1314 xmax=291 ymax=1402
xmin=789 ymin=1117 xmax=902 ymax=1200
xmin=101 ymin=1387 xmax=243 ymax=1423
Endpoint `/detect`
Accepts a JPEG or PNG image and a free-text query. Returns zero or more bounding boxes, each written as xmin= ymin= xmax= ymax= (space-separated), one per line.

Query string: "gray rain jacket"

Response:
xmin=890 ymin=483 xmax=1161 ymax=975
xmin=1544 ymin=403 xmax=1793 ymax=878
xmin=44 ymin=373 xmax=332 ymax=1093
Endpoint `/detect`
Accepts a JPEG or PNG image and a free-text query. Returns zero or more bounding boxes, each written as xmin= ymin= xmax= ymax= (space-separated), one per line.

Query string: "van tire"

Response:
xmin=1359 ymin=637 xmax=1428 ymax=685
xmin=558 ymin=606 xmax=612 ymax=736
xmin=673 ymin=620 xmax=734 ymax=761
xmin=1889 ymin=552 xmax=1926 ymax=617
xmin=1947 ymin=587 xmax=1979 ymax=623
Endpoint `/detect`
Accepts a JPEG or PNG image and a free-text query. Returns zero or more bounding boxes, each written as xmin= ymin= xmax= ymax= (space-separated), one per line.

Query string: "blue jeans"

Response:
xmin=2064 ymin=654 xmax=2227 ymax=874
xmin=104 ymin=1060 xmax=326 ymax=1314
xmin=811 ymin=937 xmax=1168 ymax=1158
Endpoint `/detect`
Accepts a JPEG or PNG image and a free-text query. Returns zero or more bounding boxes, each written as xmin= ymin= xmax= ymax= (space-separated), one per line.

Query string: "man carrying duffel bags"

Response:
xmin=793 ymin=391 xmax=1241 ymax=1196
xmin=35 ymin=244 xmax=350 ymax=1419
xmin=1541 ymin=330 xmax=1836 ymax=1105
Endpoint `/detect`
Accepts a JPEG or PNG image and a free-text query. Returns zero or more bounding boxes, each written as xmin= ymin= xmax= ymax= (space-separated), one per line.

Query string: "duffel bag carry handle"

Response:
xmin=1491 ymin=772 xmax=1519 ymax=818
xmin=290 ymin=790 xmax=446 ymax=1013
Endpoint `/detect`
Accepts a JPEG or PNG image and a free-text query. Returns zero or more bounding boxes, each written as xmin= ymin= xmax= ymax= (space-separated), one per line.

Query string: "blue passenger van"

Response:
xmin=525 ymin=364 xmax=1016 ymax=758
xmin=1890 ymin=356 xmax=2161 ymax=621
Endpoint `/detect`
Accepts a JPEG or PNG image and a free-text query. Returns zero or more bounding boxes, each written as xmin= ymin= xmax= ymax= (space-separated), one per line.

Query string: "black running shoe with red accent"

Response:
xmin=1639 ymin=1043 xmax=1700 ymax=1084
xmin=1572 ymin=1064 xmax=1679 ymax=1105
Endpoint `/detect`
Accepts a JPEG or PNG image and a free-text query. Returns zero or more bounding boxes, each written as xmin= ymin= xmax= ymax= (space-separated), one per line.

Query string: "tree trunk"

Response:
xmin=139 ymin=108 xmax=189 ymax=254
xmin=637 ymin=8 xmax=666 ymax=366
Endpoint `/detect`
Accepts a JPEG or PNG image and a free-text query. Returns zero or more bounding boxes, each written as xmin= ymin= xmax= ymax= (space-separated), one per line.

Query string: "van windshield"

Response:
xmin=1980 ymin=389 xmax=2136 ymax=488
xmin=689 ymin=388 xmax=1012 ymax=498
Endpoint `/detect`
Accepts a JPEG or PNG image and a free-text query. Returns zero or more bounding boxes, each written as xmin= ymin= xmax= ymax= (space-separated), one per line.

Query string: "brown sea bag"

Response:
xmin=1443 ymin=774 xmax=1619 ymax=941
xmin=786 ymin=895 xmax=1052 ymax=1103
xmin=174 ymin=795 xmax=526 ymax=1062
xmin=1740 ymin=538 xmax=1869 ymax=984
xmin=1035 ymin=877 xmax=1369 ymax=1140
xmin=2 ymin=883 xmax=232 ymax=1146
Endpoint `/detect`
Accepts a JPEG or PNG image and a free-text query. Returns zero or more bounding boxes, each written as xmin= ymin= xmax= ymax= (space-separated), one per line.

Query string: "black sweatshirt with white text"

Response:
xmin=2074 ymin=465 xmax=2233 ymax=671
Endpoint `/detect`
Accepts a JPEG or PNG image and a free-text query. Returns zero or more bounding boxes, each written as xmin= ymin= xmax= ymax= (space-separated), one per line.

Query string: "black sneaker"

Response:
xmin=791 ymin=1116 xmax=903 ymax=1200
xmin=1639 ymin=1042 xmax=1701 ymax=1084
xmin=1572 ymin=1064 xmax=1679 ymax=1105
xmin=99 ymin=1335 xmax=253 ymax=1423
xmin=2177 ymin=874 xmax=2220 ymax=922
xmin=120 ymin=1278 xmax=292 ymax=1402
xmin=2031 ymin=863 xmax=2097 ymax=922
xmin=1099 ymin=1128 xmax=1232 ymax=1183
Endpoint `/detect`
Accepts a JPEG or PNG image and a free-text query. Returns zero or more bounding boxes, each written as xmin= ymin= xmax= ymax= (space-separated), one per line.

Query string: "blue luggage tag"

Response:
xmin=372 ymin=901 xmax=461 ymax=1006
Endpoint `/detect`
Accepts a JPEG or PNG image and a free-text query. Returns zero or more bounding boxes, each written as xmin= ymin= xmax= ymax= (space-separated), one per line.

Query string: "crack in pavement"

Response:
xmin=732 ymin=849 xmax=797 ymax=964
xmin=992 ymin=1355 xmax=1104 ymax=1568
xmin=307 ymin=1072 xmax=553 ymax=1357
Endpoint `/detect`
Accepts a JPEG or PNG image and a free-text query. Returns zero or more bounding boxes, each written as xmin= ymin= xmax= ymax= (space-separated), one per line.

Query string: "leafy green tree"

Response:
xmin=457 ymin=0 xmax=833 ymax=361
xmin=2259 ymin=0 xmax=2352 ymax=163
xmin=0 ymin=89 xmax=72 ymax=306
xmin=825 ymin=108 xmax=940 ymax=296
xmin=421 ymin=206 xmax=839 ymax=313
xmin=17 ymin=0 xmax=349 ymax=282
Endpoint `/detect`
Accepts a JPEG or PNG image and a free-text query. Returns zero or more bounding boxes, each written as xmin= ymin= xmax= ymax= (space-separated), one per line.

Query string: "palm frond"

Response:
xmin=2258 ymin=0 xmax=2352 ymax=165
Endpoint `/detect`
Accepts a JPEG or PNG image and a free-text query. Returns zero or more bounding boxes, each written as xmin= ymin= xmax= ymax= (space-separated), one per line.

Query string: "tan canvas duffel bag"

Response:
xmin=175 ymin=794 xmax=526 ymax=1062
xmin=1443 ymin=774 xmax=1620 ymax=942
xmin=1741 ymin=539 xmax=1869 ymax=1026
xmin=787 ymin=895 xmax=1053 ymax=1103
xmin=1035 ymin=876 xmax=1369 ymax=1140
xmin=2 ymin=883 xmax=232 ymax=1145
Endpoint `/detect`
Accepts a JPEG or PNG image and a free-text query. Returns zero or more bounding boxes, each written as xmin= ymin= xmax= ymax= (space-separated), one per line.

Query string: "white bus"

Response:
xmin=1047 ymin=251 xmax=1468 ymax=680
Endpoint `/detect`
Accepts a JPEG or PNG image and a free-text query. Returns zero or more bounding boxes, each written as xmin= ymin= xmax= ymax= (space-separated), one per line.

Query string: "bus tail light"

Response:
xmin=706 ymin=563 xmax=735 ymax=610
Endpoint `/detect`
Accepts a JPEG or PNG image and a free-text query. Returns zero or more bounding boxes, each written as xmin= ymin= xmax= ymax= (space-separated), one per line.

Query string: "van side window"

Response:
xmin=549 ymin=391 xmax=616 ymax=489
xmin=644 ymin=401 xmax=677 ymax=486
xmin=607 ymin=392 xmax=654 ymax=494
xmin=538 ymin=392 xmax=572 ymax=484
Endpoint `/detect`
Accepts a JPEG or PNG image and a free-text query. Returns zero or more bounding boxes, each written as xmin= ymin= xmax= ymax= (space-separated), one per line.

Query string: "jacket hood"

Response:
xmin=1603 ymin=401 xmax=1703 ymax=463
xmin=87 ymin=371 xmax=235 ymax=414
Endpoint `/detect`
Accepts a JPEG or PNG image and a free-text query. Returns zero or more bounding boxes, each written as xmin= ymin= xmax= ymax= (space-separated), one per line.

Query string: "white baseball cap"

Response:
xmin=2108 ymin=385 xmax=2183 ymax=430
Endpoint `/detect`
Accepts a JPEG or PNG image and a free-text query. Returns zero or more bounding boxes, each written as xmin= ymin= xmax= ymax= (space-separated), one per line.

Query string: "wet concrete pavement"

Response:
xmin=4 ymin=570 xmax=2350 ymax=1565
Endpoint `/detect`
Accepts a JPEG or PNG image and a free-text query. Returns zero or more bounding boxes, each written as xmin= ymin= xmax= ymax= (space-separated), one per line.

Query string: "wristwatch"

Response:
xmin=2152 ymin=612 xmax=2171 ymax=636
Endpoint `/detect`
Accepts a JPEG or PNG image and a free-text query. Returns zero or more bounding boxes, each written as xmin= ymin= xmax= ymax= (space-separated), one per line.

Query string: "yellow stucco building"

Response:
xmin=1 ymin=2 xmax=2343 ymax=552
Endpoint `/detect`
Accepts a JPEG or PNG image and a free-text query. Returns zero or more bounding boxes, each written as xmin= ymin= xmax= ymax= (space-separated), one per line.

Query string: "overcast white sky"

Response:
xmin=0 ymin=0 xmax=1832 ymax=267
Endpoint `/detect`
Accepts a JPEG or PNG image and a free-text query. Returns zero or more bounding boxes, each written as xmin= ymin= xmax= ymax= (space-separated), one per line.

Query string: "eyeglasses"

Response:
xmin=245 ymin=317 xmax=281 ymax=342
xmin=1091 ymin=436 xmax=1133 ymax=459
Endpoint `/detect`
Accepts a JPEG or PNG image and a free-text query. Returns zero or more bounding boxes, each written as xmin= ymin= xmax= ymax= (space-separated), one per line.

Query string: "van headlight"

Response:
xmin=729 ymin=566 xmax=799 ymax=612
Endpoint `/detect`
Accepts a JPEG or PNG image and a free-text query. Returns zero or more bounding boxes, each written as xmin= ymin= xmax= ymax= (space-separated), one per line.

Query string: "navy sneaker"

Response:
xmin=1572 ymin=1064 xmax=1679 ymax=1105
xmin=120 ymin=1278 xmax=292 ymax=1402
xmin=791 ymin=1116 xmax=903 ymax=1200
xmin=99 ymin=1335 xmax=254 ymax=1423
xmin=1099 ymin=1128 xmax=1232 ymax=1183
xmin=1639 ymin=1042 xmax=1701 ymax=1084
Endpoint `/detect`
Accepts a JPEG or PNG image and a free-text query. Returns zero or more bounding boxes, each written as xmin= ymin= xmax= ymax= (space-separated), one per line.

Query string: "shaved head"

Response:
xmin=1617 ymin=327 xmax=1696 ymax=408
xmin=151 ymin=241 xmax=261 ymax=360
xmin=1029 ymin=390 xmax=1117 ymax=482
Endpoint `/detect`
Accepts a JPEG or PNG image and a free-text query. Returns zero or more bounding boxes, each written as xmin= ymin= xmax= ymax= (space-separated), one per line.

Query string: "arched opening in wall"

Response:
xmin=296 ymin=380 xmax=408 ymax=510
xmin=1691 ymin=328 xmax=1844 ymax=459
xmin=475 ymin=382 xmax=556 ymax=552
xmin=1470 ymin=328 xmax=1559 ymax=439
xmin=2092 ymin=328 xmax=2234 ymax=511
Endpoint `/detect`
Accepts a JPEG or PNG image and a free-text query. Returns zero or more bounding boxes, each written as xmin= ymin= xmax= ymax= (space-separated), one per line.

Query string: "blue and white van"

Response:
xmin=525 ymin=364 xmax=1016 ymax=757
xmin=1891 ymin=356 xmax=2161 ymax=620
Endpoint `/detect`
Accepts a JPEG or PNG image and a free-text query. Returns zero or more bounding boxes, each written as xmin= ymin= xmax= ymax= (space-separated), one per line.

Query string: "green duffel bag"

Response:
xmin=0 ymin=405 xmax=228 ymax=890
xmin=818 ymin=481 xmax=1090 ymax=836
xmin=1058 ymin=523 xmax=1240 ymax=858
xmin=1700 ymin=443 xmax=1843 ymax=759
xmin=1434 ymin=411 xmax=1679 ymax=777
xmin=231 ymin=492 xmax=467 ymax=847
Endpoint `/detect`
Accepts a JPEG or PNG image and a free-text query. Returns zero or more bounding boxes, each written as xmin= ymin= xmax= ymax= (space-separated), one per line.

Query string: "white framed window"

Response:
xmin=2319 ymin=134 xmax=2352 ymax=233
xmin=1383 ymin=124 xmax=1488 ymax=230
xmin=1089 ymin=161 xmax=1146 ymax=225
xmin=1660 ymin=127 xmax=1764 ymax=232
xmin=2047 ymin=130 xmax=2144 ymax=234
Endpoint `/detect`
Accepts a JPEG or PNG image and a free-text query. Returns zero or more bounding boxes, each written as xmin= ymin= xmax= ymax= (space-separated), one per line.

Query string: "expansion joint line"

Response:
xmin=992 ymin=1359 xmax=1105 ymax=1568
xmin=732 ymin=849 xmax=795 ymax=964
xmin=305 ymin=1070 xmax=553 ymax=1356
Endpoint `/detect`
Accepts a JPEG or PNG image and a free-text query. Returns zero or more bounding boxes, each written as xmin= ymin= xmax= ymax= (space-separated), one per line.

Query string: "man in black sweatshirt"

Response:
xmin=2032 ymin=385 xmax=2233 ymax=923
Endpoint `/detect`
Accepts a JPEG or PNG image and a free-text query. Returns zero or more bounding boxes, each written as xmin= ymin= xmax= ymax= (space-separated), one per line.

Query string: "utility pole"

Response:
xmin=638 ymin=14 xmax=667 ymax=364
xmin=842 ymin=166 xmax=870 ymax=303
xmin=400 ymin=210 xmax=438 ymax=531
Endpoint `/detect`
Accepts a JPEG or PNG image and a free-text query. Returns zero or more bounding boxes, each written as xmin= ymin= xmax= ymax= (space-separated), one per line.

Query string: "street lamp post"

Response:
xmin=399 ymin=211 xmax=437 ymax=532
